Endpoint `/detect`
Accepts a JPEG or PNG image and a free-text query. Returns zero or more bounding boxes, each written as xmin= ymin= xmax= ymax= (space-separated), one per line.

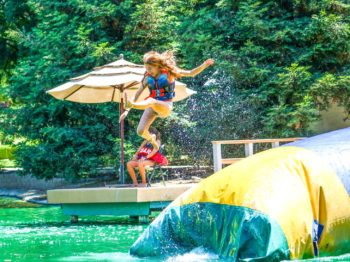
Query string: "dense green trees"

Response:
xmin=1 ymin=0 xmax=134 ymax=179
xmin=165 ymin=0 xmax=350 ymax=160
xmin=1 ymin=0 xmax=350 ymax=179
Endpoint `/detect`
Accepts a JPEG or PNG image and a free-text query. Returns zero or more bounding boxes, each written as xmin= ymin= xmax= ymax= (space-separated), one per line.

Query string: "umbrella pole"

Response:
xmin=119 ymin=97 xmax=125 ymax=184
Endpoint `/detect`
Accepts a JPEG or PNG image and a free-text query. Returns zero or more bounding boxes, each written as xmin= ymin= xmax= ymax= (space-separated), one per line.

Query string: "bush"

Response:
xmin=0 ymin=145 xmax=15 ymax=160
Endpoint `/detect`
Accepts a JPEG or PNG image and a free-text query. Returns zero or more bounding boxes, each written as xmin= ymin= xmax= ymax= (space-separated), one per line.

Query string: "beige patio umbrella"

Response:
xmin=47 ymin=54 xmax=196 ymax=183
xmin=47 ymin=55 xmax=195 ymax=103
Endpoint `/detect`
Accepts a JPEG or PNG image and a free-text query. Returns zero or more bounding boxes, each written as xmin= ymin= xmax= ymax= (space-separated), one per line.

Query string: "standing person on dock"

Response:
xmin=120 ymin=51 xmax=214 ymax=158
xmin=127 ymin=127 xmax=168 ymax=187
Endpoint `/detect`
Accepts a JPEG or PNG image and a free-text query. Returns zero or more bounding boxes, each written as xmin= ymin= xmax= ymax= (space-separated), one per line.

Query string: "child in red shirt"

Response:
xmin=127 ymin=127 xmax=168 ymax=187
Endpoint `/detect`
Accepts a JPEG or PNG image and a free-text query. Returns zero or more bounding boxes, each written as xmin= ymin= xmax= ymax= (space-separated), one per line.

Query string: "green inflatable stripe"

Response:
xmin=130 ymin=203 xmax=290 ymax=261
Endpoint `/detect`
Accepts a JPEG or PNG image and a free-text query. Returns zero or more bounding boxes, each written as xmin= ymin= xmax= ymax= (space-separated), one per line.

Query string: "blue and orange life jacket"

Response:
xmin=146 ymin=69 xmax=175 ymax=101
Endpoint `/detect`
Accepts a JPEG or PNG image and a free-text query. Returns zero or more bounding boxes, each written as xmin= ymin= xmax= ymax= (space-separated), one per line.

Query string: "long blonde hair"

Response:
xmin=143 ymin=51 xmax=181 ymax=78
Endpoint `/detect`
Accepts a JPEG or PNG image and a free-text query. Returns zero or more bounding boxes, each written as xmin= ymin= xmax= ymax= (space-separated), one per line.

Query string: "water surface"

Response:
xmin=0 ymin=197 xmax=349 ymax=262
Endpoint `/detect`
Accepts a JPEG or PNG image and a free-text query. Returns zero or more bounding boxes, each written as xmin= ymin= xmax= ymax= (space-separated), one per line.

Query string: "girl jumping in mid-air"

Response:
xmin=120 ymin=51 xmax=214 ymax=158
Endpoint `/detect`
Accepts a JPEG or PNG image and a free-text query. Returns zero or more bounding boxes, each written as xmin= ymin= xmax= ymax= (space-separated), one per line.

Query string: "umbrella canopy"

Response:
xmin=47 ymin=55 xmax=196 ymax=103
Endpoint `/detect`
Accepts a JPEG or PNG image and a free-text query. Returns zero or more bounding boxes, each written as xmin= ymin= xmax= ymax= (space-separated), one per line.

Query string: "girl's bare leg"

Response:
xmin=136 ymin=108 xmax=159 ymax=156
xmin=127 ymin=160 xmax=139 ymax=186
xmin=138 ymin=160 xmax=155 ymax=186
xmin=127 ymin=96 xmax=172 ymax=118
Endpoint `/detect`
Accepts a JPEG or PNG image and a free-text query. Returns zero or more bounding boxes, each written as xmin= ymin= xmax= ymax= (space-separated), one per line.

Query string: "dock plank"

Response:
xmin=47 ymin=184 xmax=193 ymax=204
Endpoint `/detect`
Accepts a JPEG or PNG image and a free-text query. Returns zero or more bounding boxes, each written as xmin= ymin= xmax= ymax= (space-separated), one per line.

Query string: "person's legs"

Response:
xmin=152 ymin=100 xmax=172 ymax=118
xmin=127 ymin=94 xmax=173 ymax=157
xmin=138 ymin=160 xmax=155 ymax=186
xmin=127 ymin=160 xmax=139 ymax=186
xmin=137 ymin=108 xmax=159 ymax=151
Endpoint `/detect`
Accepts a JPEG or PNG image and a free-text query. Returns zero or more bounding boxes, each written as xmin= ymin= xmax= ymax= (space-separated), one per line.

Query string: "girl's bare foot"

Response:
xmin=146 ymin=137 xmax=159 ymax=159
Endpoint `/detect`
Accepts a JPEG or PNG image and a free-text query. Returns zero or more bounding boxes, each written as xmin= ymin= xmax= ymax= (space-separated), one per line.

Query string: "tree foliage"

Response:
xmin=1 ymin=0 xmax=350 ymax=179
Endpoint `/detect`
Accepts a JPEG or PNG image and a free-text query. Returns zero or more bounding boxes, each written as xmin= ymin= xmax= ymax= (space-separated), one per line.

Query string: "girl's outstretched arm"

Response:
xmin=177 ymin=59 xmax=214 ymax=78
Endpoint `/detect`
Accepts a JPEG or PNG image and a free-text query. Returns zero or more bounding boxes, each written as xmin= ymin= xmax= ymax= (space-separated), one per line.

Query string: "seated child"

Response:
xmin=127 ymin=127 xmax=168 ymax=187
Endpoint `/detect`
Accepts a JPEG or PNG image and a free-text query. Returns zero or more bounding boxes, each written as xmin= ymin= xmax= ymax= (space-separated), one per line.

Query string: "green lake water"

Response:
xmin=0 ymin=197 xmax=349 ymax=262
xmin=0 ymin=197 xmax=219 ymax=262
xmin=0 ymin=197 xmax=148 ymax=261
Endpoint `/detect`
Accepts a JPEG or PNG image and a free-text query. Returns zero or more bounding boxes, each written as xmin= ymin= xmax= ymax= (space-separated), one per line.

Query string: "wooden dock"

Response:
xmin=47 ymin=184 xmax=193 ymax=222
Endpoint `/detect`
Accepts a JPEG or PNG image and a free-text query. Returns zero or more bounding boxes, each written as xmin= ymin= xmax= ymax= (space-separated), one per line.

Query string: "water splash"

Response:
xmin=165 ymin=247 xmax=220 ymax=261
xmin=59 ymin=252 xmax=148 ymax=261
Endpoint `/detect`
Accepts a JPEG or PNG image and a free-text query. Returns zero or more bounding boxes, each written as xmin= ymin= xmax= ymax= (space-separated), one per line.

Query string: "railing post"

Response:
xmin=244 ymin=143 xmax=254 ymax=157
xmin=212 ymin=143 xmax=222 ymax=172
xmin=271 ymin=141 xmax=280 ymax=148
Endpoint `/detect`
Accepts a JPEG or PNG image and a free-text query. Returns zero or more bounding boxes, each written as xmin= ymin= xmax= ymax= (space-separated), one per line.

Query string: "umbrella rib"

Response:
xmin=111 ymin=85 xmax=123 ymax=92
xmin=122 ymin=81 xmax=139 ymax=91
xmin=63 ymin=85 xmax=84 ymax=100
xmin=111 ymin=86 xmax=116 ymax=102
